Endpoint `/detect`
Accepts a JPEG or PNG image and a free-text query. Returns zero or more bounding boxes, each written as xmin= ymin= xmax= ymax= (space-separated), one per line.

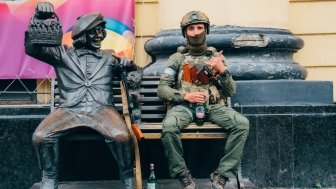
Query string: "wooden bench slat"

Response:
xmin=143 ymin=133 xmax=228 ymax=140
xmin=139 ymin=122 xmax=224 ymax=130
xmin=138 ymin=122 xmax=228 ymax=140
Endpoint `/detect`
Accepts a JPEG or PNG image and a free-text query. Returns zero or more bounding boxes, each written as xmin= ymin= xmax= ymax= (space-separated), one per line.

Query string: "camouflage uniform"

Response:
xmin=157 ymin=11 xmax=250 ymax=187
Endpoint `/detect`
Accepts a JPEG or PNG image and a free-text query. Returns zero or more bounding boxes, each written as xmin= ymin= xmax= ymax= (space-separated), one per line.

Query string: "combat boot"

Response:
xmin=210 ymin=171 xmax=228 ymax=189
xmin=178 ymin=169 xmax=198 ymax=189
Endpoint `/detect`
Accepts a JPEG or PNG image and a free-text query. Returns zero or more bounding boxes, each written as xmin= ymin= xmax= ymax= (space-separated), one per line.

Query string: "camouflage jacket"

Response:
xmin=157 ymin=46 xmax=236 ymax=107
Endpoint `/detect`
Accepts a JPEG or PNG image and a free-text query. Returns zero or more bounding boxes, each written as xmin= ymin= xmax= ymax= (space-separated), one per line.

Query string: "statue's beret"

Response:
xmin=71 ymin=12 xmax=106 ymax=39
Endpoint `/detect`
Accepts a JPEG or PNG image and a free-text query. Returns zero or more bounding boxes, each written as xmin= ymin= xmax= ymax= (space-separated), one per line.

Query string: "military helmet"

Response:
xmin=180 ymin=11 xmax=210 ymax=37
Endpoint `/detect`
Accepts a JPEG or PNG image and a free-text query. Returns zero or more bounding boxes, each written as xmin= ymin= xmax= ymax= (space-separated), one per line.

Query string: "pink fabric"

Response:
xmin=0 ymin=0 xmax=134 ymax=79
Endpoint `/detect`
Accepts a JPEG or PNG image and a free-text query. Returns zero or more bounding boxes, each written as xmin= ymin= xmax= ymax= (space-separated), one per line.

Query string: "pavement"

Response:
xmin=31 ymin=179 xmax=257 ymax=189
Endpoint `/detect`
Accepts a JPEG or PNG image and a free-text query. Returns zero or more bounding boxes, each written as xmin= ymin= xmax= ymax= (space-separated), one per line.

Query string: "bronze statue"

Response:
xmin=25 ymin=2 xmax=140 ymax=189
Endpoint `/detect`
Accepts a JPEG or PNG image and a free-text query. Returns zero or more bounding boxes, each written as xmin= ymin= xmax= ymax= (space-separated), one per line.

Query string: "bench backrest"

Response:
xmin=139 ymin=76 xmax=165 ymax=123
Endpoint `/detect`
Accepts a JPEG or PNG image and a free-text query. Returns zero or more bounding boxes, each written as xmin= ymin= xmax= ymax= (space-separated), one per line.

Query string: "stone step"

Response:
xmin=31 ymin=179 xmax=256 ymax=189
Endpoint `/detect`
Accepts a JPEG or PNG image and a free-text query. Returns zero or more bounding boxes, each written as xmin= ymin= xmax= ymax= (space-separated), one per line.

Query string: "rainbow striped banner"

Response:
xmin=0 ymin=0 xmax=134 ymax=79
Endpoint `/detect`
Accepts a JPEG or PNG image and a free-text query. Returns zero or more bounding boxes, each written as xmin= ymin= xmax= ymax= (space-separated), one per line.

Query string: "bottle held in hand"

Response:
xmin=195 ymin=104 xmax=205 ymax=126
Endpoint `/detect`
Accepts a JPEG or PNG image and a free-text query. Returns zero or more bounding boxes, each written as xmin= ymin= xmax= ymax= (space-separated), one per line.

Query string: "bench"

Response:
xmin=52 ymin=75 xmax=229 ymax=189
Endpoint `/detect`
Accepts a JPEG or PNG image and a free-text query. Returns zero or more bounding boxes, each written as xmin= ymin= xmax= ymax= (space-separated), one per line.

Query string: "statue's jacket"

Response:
xmin=25 ymin=44 xmax=120 ymax=108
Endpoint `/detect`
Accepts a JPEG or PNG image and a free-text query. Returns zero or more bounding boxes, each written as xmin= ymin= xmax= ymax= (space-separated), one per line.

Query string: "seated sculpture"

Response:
xmin=24 ymin=2 xmax=140 ymax=189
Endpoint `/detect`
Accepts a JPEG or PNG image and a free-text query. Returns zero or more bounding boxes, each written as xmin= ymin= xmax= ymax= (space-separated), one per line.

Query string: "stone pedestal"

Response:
xmin=144 ymin=26 xmax=307 ymax=80
xmin=0 ymin=106 xmax=48 ymax=189
xmin=233 ymin=80 xmax=333 ymax=106
xmin=240 ymin=105 xmax=336 ymax=188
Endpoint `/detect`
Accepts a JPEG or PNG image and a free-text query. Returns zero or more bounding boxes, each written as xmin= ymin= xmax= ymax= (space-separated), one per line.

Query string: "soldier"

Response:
xmin=157 ymin=11 xmax=250 ymax=189
xmin=25 ymin=2 xmax=139 ymax=189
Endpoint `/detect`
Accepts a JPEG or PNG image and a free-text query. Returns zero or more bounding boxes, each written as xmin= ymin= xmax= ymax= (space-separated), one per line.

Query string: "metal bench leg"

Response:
xmin=121 ymin=81 xmax=142 ymax=189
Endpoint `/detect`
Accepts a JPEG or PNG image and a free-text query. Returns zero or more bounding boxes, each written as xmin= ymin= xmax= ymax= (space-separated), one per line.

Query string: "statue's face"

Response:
xmin=86 ymin=25 xmax=105 ymax=50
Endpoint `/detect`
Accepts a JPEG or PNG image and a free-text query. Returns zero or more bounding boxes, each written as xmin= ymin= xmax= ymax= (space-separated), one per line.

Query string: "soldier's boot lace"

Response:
xmin=178 ymin=169 xmax=198 ymax=189
xmin=211 ymin=170 xmax=244 ymax=189
xmin=210 ymin=171 xmax=228 ymax=189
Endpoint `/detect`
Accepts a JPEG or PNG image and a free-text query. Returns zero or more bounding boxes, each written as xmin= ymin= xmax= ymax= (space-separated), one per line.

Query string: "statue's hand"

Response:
xmin=35 ymin=2 xmax=55 ymax=19
xmin=119 ymin=57 xmax=131 ymax=69
xmin=119 ymin=57 xmax=138 ymax=70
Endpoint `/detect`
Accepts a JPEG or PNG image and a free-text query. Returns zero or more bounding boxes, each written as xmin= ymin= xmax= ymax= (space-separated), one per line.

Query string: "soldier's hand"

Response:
xmin=184 ymin=92 xmax=206 ymax=103
xmin=205 ymin=50 xmax=227 ymax=74
xmin=35 ymin=2 xmax=55 ymax=19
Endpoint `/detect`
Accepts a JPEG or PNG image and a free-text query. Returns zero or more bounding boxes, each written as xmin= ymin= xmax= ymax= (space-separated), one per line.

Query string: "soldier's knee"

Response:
xmin=161 ymin=116 xmax=180 ymax=134
xmin=234 ymin=114 xmax=250 ymax=132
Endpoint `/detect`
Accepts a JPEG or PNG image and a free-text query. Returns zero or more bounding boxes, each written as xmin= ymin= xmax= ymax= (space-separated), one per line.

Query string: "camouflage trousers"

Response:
xmin=160 ymin=104 xmax=249 ymax=179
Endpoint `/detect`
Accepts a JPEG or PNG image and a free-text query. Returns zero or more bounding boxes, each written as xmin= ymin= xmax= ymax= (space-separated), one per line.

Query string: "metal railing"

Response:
xmin=0 ymin=78 xmax=53 ymax=109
